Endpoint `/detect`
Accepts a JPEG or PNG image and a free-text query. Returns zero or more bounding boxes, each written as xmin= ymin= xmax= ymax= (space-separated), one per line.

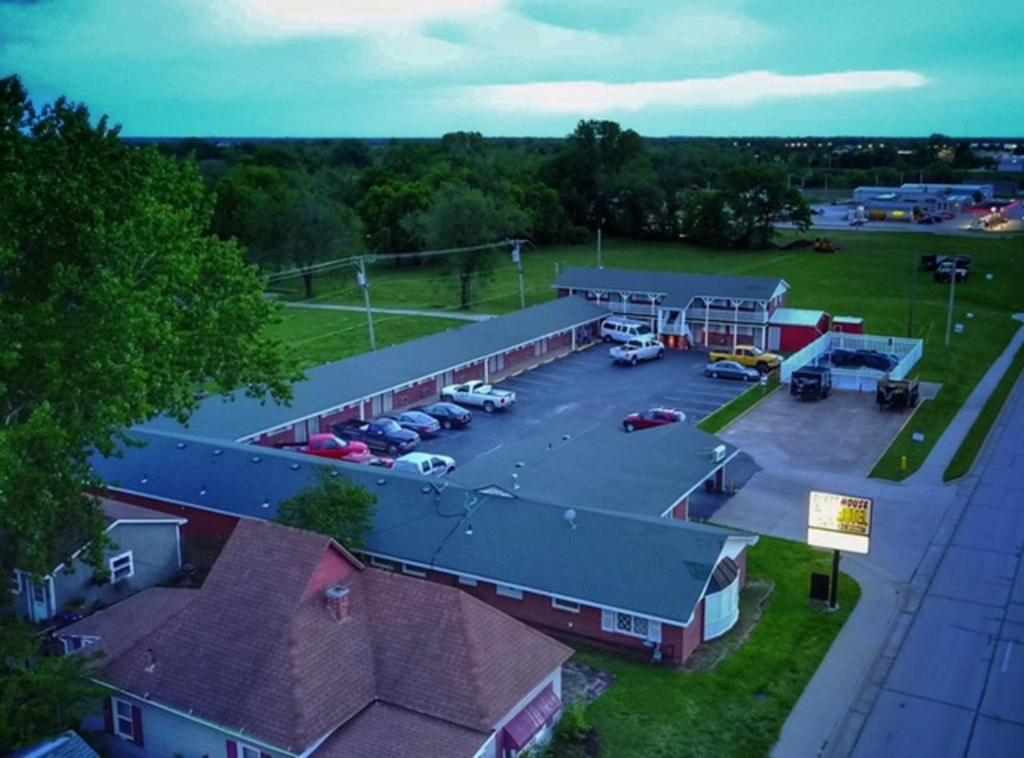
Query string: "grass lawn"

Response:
xmin=271 ymin=231 xmax=1022 ymax=478
xmin=265 ymin=306 xmax=465 ymax=371
xmin=573 ymin=536 xmax=860 ymax=758
xmin=698 ymin=375 xmax=781 ymax=434
xmin=943 ymin=343 xmax=1024 ymax=481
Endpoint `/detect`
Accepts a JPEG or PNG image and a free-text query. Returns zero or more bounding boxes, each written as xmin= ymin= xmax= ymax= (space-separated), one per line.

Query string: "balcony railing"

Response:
xmin=685 ymin=307 xmax=769 ymax=324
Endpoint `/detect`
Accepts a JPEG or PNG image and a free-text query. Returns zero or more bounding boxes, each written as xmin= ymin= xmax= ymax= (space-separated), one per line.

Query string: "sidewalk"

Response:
xmin=284 ymin=301 xmax=494 ymax=322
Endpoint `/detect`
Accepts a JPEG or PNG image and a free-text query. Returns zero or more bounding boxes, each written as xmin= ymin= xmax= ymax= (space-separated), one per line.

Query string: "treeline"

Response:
xmin=158 ymin=124 xmax=993 ymax=297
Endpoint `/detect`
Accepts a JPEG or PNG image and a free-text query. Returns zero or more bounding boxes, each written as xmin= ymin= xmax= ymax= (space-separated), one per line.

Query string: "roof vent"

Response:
xmin=213 ymin=449 xmax=223 ymax=456
xmin=329 ymin=470 xmax=340 ymax=478
xmin=260 ymin=500 xmax=270 ymax=509
xmin=290 ymin=463 xmax=300 ymax=471
xmin=564 ymin=508 xmax=578 ymax=530
xmin=251 ymin=455 xmax=261 ymax=463
xmin=199 ymin=485 xmax=207 ymax=496
xmin=422 ymin=485 xmax=432 ymax=494
xmin=140 ymin=474 xmax=149 ymax=484
xmin=176 ymin=441 xmax=187 ymax=449
xmin=711 ymin=444 xmax=727 ymax=463
xmin=325 ymin=584 xmax=350 ymax=621
xmin=376 ymin=478 xmax=386 ymax=486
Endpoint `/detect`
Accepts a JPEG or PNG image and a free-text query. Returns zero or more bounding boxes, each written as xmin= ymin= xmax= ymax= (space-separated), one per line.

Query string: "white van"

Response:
xmin=394 ymin=452 xmax=456 ymax=477
xmin=600 ymin=317 xmax=654 ymax=343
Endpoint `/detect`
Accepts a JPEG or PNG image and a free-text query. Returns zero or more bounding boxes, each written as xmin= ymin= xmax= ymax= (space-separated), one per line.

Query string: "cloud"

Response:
xmin=466 ymin=70 xmax=929 ymax=114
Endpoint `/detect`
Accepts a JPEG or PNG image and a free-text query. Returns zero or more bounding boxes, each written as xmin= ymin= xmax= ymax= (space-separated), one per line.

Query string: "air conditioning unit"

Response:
xmin=712 ymin=444 xmax=727 ymax=463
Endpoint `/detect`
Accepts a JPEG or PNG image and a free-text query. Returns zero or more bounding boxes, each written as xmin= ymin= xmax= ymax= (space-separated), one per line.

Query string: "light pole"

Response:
xmin=907 ymin=252 xmax=918 ymax=337
xmin=597 ymin=218 xmax=605 ymax=269
xmin=510 ymin=240 xmax=526 ymax=310
xmin=944 ymin=268 xmax=957 ymax=351
xmin=357 ymin=257 xmax=377 ymax=351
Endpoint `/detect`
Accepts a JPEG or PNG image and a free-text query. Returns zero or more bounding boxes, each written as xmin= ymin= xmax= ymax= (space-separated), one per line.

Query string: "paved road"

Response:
xmin=847 ymin=373 xmax=1024 ymax=757
xmin=284 ymin=301 xmax=494 ymax=322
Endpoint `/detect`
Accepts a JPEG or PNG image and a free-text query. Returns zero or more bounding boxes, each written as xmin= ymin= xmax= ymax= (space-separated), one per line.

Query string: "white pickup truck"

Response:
xmin=610 ymin=335 xmax=665 ymax=366
xmin=440 ymin=380 xmax=516 ymax=413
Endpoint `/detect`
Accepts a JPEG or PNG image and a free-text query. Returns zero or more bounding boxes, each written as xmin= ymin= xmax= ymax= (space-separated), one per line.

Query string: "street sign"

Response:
xmin=807 ymin=490 xmax=871 ymax=555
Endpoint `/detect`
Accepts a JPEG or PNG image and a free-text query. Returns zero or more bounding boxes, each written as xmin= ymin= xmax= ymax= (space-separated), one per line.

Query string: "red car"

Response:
xmin=622 ymin=408 xmax=686 ymax=433
xmin=275 ymin=433 xmax=372 ymax=462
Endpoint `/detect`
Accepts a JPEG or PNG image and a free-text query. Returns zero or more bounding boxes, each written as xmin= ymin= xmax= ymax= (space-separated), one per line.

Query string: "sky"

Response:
xmin=1 ymin=0 xmax=1021 ymax=138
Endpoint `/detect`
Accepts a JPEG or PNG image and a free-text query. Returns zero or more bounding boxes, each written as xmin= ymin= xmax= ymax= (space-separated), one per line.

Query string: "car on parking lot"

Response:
xmin=330 ymin=418 xmax=420 ymax=456
xmin=441 ymin=380 xmax=516 ymax=412
xmin=393 ymin=452 xmax=456 ymax=477
xmin=381 ymin=410 xmax=441 ymax=438
xmin=622 ymin=407 xmax=686 ymax=433
xmin=274 ymin=433 xmax=374 ymax=463
xmin=600 ymin=317 xmax=654 ymax=343
xmin=704 ymin=360 xmax=760 ymax=381
xmin=609 ymin=335 xmax=664 ymax=365
xmin=413 ymin=402 xmax=472 ymax=429
xmin=709 ymin=345 xmax=781 ymax=373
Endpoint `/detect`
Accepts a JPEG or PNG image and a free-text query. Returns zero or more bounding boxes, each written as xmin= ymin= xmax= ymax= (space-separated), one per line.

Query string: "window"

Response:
xmin=10 ymin=570 xmax=22 ymax=595
xmin=457 ymin=576 xmax=478 ymax=587
xmin=601 ymin=610 xmax=662 ymax=642
xmin=368 ymin=557 xmax=394 ymax=571
xmin=552 ymin=597 xmax=580 ymax=613
xmin=113 ymin=698 xmax=135 ymax=740
xmin=496 ymin=584 xmax=523 ymax=600
xmin=62 ymin=635 xmax=99 ymax=654
xmin=237 ymin=743 xmax=261 ymax=758
xmin=401 ymin=564 xmax=426 ymax=578
xmin=109 ymin=552 xmax=134 ymax=583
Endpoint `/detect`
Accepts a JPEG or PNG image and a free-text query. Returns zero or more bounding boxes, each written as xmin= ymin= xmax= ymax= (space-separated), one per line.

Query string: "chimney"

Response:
xmin=325 ymin=585 xmax=350 ymax=622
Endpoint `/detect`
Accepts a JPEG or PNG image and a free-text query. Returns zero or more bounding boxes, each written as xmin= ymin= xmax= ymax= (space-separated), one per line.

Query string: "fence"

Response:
xmin=779 ymin=332 xmax=924 ymax=393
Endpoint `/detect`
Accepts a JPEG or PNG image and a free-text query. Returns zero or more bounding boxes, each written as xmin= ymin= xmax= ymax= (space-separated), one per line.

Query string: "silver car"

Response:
xmin=704 ymin=360 xmax=760 ymax=381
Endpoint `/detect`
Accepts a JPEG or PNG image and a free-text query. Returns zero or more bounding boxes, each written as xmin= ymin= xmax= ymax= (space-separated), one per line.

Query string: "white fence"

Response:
xmin=779 ymin=332 xmax=924 ymax=393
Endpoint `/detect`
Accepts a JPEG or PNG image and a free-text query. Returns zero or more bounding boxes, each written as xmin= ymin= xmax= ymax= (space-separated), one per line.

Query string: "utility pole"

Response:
xmin=944 ymin=269 xmax=957 ymax=351
xmin=357 ymin=257 xmax=376 ymax=351
xmin=510 ymin=240 xmax=526 ymax=310
xmin=907 ymin=253 xmax=918 ymax=337
xmin=597 ymin=219 xmax=604 ymax=269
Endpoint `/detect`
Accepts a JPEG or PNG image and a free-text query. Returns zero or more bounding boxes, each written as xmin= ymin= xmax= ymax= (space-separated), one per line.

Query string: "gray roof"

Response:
xmin=12 ymin=732 xmax=99 ymax=758
xmin=142 ymin=296 xmax=607 ymax=441
xmin=554 ymin=267 xmax=786 ymax=309
xmin=92 ymin=429 xmax=751 ymax=624
xmin=450 ymin=421 xmax=737 ymax=517
xmin=768 ymin=307 xmax=828 ymax=328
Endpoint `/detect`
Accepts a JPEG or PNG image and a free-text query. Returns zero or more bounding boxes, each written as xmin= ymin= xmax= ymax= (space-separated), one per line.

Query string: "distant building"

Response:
xmin=852 ymin=182 xmax=994 ymax=218
xmin=998 ymin=155 xmax=1024 ymax=174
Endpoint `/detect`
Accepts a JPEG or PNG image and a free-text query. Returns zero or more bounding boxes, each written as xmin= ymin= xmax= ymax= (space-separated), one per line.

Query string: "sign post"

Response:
xmin=807 ymin=490 xmax=872 ymax=610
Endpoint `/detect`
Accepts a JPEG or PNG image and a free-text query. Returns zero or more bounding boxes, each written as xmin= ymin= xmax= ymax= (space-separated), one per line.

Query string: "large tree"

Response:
xmin=721 ymin=165 xmax=812 ymax=248
xmin=0 ymin=76 xmax=295 ymax=576
xmin=276 ymin=468 xmax=377 ymax=550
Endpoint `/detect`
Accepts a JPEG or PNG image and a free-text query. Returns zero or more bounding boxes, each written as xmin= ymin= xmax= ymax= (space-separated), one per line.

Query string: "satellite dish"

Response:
xmin=563 ymin=509 xmax=578 ymax=530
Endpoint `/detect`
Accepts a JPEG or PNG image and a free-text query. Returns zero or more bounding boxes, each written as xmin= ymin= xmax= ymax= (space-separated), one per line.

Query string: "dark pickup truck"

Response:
xmin=921 ymin=254 xmax=971 ymax=272
xmin=330 ymin=418 xmax=420 ymax=455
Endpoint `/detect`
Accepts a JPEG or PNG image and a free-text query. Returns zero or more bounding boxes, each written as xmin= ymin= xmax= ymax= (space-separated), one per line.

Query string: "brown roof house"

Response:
xmin=61 ymin=520 xmax=571 ymax=758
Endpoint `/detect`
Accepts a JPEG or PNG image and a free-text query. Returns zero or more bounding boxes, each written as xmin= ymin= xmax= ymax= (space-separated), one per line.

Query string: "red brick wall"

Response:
xmin=557 ymin=289 xmax=570 ymax=298
xmin=392 ymin=379 xmax=439 ymax=410
xmin=259 ymin=428 xmax=296 ymax=447
xmin=680 ymin=599 xmax=705 ymax=659
xmin=735 ymin=548 xmax=748 ymax=589
xmin=304 ymin=548 xmax=357 ymax=599
xmin=505 ymin=345 xmax=536 ymax=367
xmin=452 ymin=363 xmax=485 ymax=383
xmin=669 ymin=497 xmax=688 ymax=520
xmin=320 ymin=405 xmax=361 ymax=431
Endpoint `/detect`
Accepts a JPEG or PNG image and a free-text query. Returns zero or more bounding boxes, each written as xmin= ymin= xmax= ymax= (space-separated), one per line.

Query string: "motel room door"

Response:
xmin=767 ymin=327 xmax=782 ymax=352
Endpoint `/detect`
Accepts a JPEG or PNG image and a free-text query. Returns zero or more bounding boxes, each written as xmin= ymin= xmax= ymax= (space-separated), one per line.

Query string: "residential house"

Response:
xmin=60 ymin=520 xmax=571 ymax=758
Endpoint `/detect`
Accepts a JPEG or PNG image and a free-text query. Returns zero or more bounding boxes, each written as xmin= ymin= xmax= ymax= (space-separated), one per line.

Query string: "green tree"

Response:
xmin=721 ymin=165 xmax=811 ymax=248
xmin=357 ymin=179 xmax=431 ymax=256
xmin=276 ymin=468 xmax=377 ymax=550
xmin=679 ymin=190 xmax=731 ymax=247
xmin=0 ymin=76 xmax=295 ymax=576
xmin=0 ymin=617 xmax=101 ymax=752
xmin=407 ymin=184 xmax=527 ymax=309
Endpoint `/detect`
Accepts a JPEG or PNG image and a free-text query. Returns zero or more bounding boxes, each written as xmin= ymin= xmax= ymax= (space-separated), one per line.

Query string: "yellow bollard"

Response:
xmin=901 ymin=455 xmax=908 ymax=472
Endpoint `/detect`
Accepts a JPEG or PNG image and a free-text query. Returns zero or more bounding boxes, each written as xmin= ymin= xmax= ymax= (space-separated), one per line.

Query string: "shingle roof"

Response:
xmin=315 ymin=703 xmax=489 ymax=758
xmin=141 ymin=297 xmax=607 ymax=441
xmin=62 ymin=520 xmax=569 ymax=754
xmin=92 ymin=429 xmax=751 ymax=623
xmin=554 ymin=267 xmax=786 ymax=309
xmin=450 ymin=421 xmax=738 ymax=517
xmin=768 ymin=307 xmax=828 ymax=328
xmin=11 ymin=731 xmax=99 ymax=758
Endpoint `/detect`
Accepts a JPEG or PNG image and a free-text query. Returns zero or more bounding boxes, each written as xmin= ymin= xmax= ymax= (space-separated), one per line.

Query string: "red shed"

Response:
xmin=832 ymin=315 xmax=865 ymax=335
xmin=767 ymin=308 xmax=830 ymax=352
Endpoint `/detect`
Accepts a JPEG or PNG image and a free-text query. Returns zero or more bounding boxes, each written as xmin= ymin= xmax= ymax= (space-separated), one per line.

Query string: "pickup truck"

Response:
xmin=330 ymin=418 xmax=420 ymax=455
xmin=440 ymin=380 xmax=516 ymax=413
xmin=275 ymin=433 xmax=372 ymax=462
xmin=708 ymin=345 xmax=781 ymax=372
xmin=610 ymin=335 xmax=664 ymax=366
xmin=934 ymin=260 xmax=969 ymax=283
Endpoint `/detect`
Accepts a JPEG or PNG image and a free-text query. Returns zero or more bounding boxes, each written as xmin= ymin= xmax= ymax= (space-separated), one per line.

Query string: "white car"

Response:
xmin=610 ymin=335 xmax=664 ymax=365
xmin=393 ymin=452 xmax=456 ymax=477
xmin=440 ymin=380 xmax=516 ymax=413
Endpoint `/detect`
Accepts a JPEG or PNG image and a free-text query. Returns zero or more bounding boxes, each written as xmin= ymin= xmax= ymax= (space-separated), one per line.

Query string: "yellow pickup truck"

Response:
xmin=708 ymin=345 xmax=781 ymax=372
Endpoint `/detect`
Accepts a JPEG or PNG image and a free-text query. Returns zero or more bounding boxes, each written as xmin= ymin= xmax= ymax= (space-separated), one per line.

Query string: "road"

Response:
xmin=284 ymin=301 xmax=494 ymax=322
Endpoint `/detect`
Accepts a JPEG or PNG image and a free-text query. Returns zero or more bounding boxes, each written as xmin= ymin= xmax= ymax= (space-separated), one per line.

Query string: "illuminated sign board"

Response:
xmin=807 ymin=490 xmax=872 ymax=554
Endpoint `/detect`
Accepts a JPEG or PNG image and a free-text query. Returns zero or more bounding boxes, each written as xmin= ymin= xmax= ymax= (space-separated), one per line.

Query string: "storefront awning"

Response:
xmin=502 ymin=684 xmax=562 ymax=751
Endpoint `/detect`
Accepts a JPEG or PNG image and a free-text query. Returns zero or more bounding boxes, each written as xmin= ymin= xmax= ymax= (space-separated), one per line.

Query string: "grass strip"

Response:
xmin=698 ymin=374 xmax=781 ymax=433
xmin=943 ymin=343 xmax=1024 ymax=482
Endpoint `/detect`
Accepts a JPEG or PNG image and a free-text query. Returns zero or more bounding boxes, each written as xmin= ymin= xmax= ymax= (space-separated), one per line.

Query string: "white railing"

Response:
xmin=780 ymin=332 xmax=832 ymax=382
xmin=891 ymin=340 xmax=923 ymax=381
xmin=686 ymin=307 xmax=769 ymax=325
xmin=780 ymin=332 xmax=924 ymax=391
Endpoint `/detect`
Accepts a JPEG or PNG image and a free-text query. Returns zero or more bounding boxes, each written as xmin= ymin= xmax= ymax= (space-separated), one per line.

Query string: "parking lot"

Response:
xmin=415 ymin=345 xmax=752 ymax=468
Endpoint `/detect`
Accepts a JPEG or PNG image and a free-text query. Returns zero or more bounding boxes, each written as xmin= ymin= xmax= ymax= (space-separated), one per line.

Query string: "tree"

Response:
xmin=721 ymin=165 xmax=811 ymax=248
xmin=276 ymin=468 xmax=377 ymax=550
xmin=407 ymin=184 xmax=527 ymax=309
xmin=0 ymin=76 xmax=295 ymax=576
xmin=357 ymin=179 xmax=431 ymax=256
xmin=0 ymin=617 xmax=101 ymax=752
xmin=679 ymin=190 xmax=731 ymax=247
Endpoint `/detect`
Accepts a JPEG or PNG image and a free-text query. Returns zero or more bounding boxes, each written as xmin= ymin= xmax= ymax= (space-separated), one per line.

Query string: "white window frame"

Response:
xmin=457 ymin=576 xmax=478 ymax=587
xmin=368 ymin=556 xmax=394 ymax=571
xmin=601 ymin=610 xmax=662 ymax=643
xmin=496 ymin=584 xmax=523 ymax=600
xmin=10 ymin=569 xmax=23 ymax=595
xmin=62 ymin=635 xmax=100 ymax=654
xmin=401 ymin=563 xmax=426 ymax=578
xmin=113 ymin=698 xmax=135 ymax=741
xmin=552 ymin=597 xmax=581 ymax=614
xmin=108 ymin=551 xmax=134 ymax=584
xmin=236 ymin=742 xmax=261 ymax=758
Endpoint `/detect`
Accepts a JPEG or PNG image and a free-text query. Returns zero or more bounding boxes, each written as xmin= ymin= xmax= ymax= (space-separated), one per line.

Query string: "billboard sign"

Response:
xmin=807 ymin=490 xmax=872 ymax=554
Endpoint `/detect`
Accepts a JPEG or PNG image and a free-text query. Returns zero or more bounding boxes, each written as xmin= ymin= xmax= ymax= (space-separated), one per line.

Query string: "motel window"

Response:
xmin=552 ymin=597 xmax=580 ymax=613
xmin=109 ymin=552 xmax=134 ymax=583
xmin=237 ymin=743 xmax=261 ymax=758
xmin=457 ymin=576 xmax=478 ymax=587
xmin=401 ymin=564 xmax=427 ymax=578
xmin=369 ymin=557 xmax=394 ymax=571
xmin=736 ymin=326 xmax=754 ymax=336
xmin=496 ymin=584 xmax=523 ymax=600
xmin=113 ymin=698 xmax=135 ymax=741
xmin=601 ymin=610 xmax=662 ymax=643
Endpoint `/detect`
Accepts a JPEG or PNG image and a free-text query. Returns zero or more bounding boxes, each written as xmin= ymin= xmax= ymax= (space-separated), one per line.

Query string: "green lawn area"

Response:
xmin=572 ymin=536 xmax=859 ymax=758
xmin=698 ymin=376 xmax=781 ymax=433
xmin=270 ymin=231 xmax=1022 ymax=478
xmin=943 ymin=343 xmax=1024 ymax=481
xmin=265 ymin=306 xmax=465 ymax=371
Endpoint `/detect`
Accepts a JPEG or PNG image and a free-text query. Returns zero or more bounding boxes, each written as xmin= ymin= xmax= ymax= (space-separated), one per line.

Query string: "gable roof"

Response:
xmin=11 ymin=731 xmax=99 ymax=758
xmin=768 ymin=307 xmax=828 ymax=328
xmin=141 ymin=296 xmax=607 ymax=441
xmin=554 ymin=267 xmax=787 ymax=309
xmin=91 ymin=429 xmax=752 ymax=624
xmin=62 ymin=520 xmax=569 ymax=754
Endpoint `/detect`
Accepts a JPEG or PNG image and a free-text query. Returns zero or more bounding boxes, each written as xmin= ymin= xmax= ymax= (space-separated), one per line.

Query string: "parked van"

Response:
xmin=600 ymin=317 xmax=653 ymax=343
xmin=393 ymin=452 xmax=456 ymax=477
